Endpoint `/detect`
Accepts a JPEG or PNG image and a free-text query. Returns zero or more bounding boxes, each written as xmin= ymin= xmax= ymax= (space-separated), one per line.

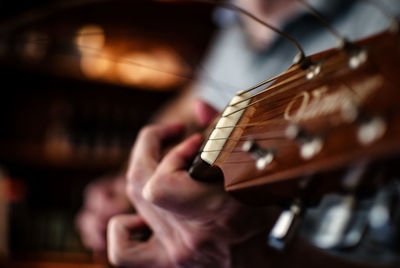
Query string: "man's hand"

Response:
xmin=107 ymin=123 xmax=273 ymax=267
xmin=76 ymin=174 xmax=130 ymax=252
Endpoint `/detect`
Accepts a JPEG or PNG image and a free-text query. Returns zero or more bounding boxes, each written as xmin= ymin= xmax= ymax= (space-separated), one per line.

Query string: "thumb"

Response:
xmin=107 ymin=214 xmax=171 ymax=267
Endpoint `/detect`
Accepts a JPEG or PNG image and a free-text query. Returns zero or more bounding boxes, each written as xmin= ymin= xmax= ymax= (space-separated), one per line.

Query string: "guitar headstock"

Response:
xmin=191 ymin=30 xmax=400 ymax=206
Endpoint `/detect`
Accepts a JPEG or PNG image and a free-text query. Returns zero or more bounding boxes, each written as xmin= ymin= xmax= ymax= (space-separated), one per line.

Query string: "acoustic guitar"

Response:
xmin=189 ymin=26 xmax=400 ymax=255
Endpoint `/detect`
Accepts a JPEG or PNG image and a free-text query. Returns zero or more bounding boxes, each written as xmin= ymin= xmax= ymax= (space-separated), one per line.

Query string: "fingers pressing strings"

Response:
xmin=142 ymin=134 xmax=223 ymax=215
xmin=126 ymin=123 xmax=185 ymax=182
xmin=198 ymin=54 xmax=368 ymax=159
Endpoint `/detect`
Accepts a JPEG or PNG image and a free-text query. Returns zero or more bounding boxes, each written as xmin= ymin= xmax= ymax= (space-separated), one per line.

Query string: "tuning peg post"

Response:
xmin=268 ymin=202 xmax=303 ymax=250
xmin=242 ymin=140 xmax=274 ymax=170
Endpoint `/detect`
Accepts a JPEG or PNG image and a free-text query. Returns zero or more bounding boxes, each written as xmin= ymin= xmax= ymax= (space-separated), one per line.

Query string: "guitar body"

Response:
xmin=192 ymin=31 xmax=400 ymax=206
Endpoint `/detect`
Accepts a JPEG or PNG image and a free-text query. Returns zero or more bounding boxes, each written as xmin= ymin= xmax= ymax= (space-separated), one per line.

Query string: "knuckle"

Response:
xmin=125 ymin=182 xmax=139 ymax=203
xmin=126 ymin=166 xmax=141 ymax=182
xmin=139 ymin=125 xmax=157 ymax=139
xmin=142 ymin=173 xmax=173 ymax=205
xmin=142 ymin=180 xmax=159 ymax=204
xmin=107 ymin=215 xmax=120 ymax=231
xmin=126 ymin=159 xmax=150 ymax=186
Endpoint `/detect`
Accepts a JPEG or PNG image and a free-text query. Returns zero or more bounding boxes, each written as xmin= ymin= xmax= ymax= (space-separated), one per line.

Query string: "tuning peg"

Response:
xmin=357 ymin=116 xmax=387 ymax=145
xmin=242 ymin=140 xmax=274 ymax=170
xmin=348 ymin=48 xmax=368 ymax=69
xmin=369 ymin=181 xmax=400 ymax=246
xmin=306 ymin=63 xmax=322 ymax=80
xmin=268 ymin=201 xmax=303 ymax=250
xmin=285 ymin=124 xmax=323 ymax=160
xmin=311 ymin=195 xmax=356 ymax=249
xmin=311 ymin=164 xmax=371 ymax=249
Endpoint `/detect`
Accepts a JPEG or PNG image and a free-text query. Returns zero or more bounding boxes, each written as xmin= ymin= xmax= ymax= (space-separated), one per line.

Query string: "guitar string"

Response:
xmin=201 ymin=142 xmax=291 ymax=154
xmin=199 ymin=53 xmax=356 ymax=155
xmin=223 ymin=70 xmax=320 ymax=118
xmin=200 ymin=82 xmax=371 ymax=157
xmin=71 ymin=44 xmax=196 ymax=80
xmin=217 ymin=160 xmax=255 ymax=164
xmin=205 ymin=0 xmax=398 ymax=148
xmin=192 ymin=0 xmax=305 ymax=61
xmin=228 ymin=67 xmax=304 ymax=107
xmin=234 ymin=66 xmax=299 ymax=97
xmin=201 ymin=0 xmax=398 ymax=163
xmin=215 ymin=119 xmax=287 ymax=130
xmin=199 ymin=56 xmax=345 ymax=150
xmin=225 ymin=0 xmax=369 ymax=114
xmin=204 ymin=55 xmax=392 ymax=162
xmin=296 ymin=0 xmax=346 ymax=43
xmin=31 ymin=34 xmax=349 ymax=157
xmin=18 ymin=0 xmax=367 ymax=120
xmin=207 ymin=132 xmax=287 ymax=141
xmin=225 ymin=49 xmax=348 ymax=109
xmin=3 ymin=1 xmax=393 ymax=161
xmin=222 ymin=51 xmax=349 ymax=118
xmin=227 ymin=0 xmax=353 ymax=107
xmin=1 ymin=0 xmax=310 ymax=165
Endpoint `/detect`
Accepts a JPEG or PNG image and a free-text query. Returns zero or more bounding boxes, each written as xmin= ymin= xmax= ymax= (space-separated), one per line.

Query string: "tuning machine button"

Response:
xmin=242 ymin=140 xmax=274 ymax=170
xmin=306 ymin=63 xmax=322 ymax=80
xmin=311 ymin=195 xmax=358 ymax=249
xmin=357 ymin=116 xmax=387 ymax=145
xmin=349 ymin=49 xmax=368 ymax=69
xmin=368 ymin=181 xmax=400 ymax=243
xmin=341 ymin=41 xmax=368 ymax=69
xmin=268 ymin=201 xmax=303 ymax=250
xmin=286 ymin=125 xmax=323 ymax=160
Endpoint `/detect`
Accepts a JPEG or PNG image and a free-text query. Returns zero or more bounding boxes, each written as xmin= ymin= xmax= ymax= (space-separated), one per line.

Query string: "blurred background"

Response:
xmin=0 ymin=0 xmax=216 ymax=267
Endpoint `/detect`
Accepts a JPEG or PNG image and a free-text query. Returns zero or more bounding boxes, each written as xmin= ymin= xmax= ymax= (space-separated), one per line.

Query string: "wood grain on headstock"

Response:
xmin=205 ymin=31 xmax=400 ymax=205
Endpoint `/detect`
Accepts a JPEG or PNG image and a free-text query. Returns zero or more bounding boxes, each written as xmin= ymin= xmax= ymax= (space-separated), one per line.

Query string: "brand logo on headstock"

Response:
xmin=284 ymin=75 xmax=383 ymax=123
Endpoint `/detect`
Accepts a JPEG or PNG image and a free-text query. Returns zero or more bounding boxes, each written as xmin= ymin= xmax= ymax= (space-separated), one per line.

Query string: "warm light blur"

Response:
xmin=116 ymin=48 xmax=186 ymax=89
xmin=75 ymin=24 xmax=187 ymax=89
xmin=80 ymin=51 xmax=112 ymax=79
xmin=75 ymin=24 xmax=105 ymax=54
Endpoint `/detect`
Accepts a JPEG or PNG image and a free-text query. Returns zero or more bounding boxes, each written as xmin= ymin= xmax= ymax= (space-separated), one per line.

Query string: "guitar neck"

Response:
xmin=191 ymin=30 xmax=400 ymax=206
